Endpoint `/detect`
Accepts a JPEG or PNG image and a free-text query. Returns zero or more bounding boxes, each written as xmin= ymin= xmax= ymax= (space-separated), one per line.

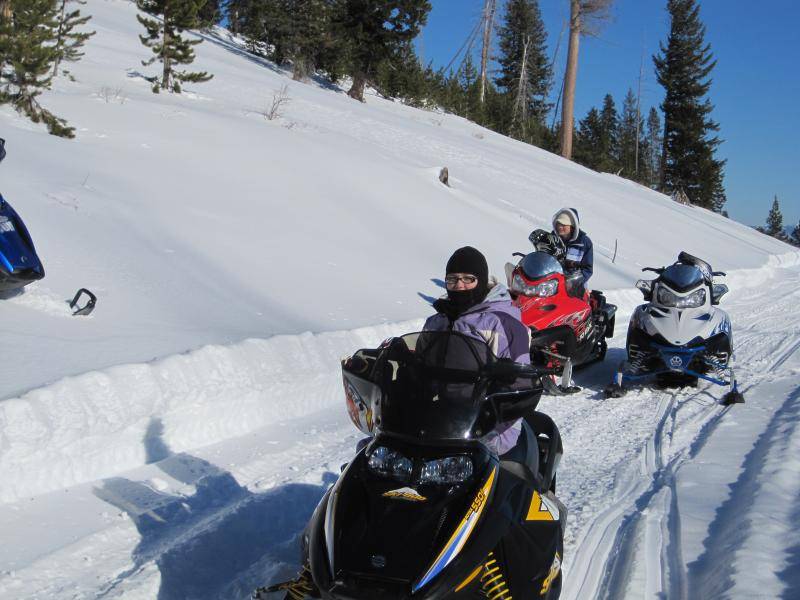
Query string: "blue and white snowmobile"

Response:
xmin=0 ymin=138 xmax=46 ymax=293
xmin=605 ymin=252 xmax=744 ymax=405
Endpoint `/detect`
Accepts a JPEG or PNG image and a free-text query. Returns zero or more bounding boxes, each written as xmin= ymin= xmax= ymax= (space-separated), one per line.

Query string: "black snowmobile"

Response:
xmin=605 ymin=252 xmax=744 ymax=404
xmin=255 ymin=330 xmax=567 ymax=599
xmin=0 ymin=138 xmax=46 ymax=292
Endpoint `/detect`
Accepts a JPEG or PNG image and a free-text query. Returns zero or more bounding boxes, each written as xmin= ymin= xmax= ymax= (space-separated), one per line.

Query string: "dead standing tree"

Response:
xmin=478 ymin=0 xmax=496 ymax=105
xmin=559 ymin=0 xmax=613 ymax=159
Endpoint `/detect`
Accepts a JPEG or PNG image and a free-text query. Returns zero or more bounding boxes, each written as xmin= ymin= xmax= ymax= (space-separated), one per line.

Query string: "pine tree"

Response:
xmin=617 ymin=88 xmax=642 ymax=180
xmin=643 ymin=106 xmax=662 ymax=188
xmin=197 ymin=0 xmax=222 ymax=29
xmin=137 ymin=0 xmax=212 ymax=93
xmin=337 ymin=0 xmax=431 ymax=102
xmin=52 ymin=0 xmax=95 ymax=79
xmin=792 ymin=221 xmax=800 ymax=247
xmin=597 ymin=93 xmax=619 ymax=172
xmin=495 ymin=0 xmax=551 ymax=139
xmin=0 ymin=0 xmax=74 ymax=137
xmin=765 ymin=196 xmax=784 ymax=239
xmin=287 ymin=0 xmax=334 ymax=80
xmin=654 ymin=0 xmax=725 ymax=210
xmin=573 ymin=106 xmax=602 ymax=170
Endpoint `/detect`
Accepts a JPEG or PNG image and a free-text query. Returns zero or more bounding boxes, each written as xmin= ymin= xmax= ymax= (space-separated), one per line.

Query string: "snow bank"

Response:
xmin=0 ymin=319 xmax=420 ymax=504
xmin=4 ymin=248 xmax=799 ymax=505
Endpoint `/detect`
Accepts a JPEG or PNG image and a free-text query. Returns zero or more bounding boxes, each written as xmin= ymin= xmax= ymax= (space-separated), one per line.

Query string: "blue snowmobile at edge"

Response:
xmin=0 ymin=138 xmax=46 ymax=292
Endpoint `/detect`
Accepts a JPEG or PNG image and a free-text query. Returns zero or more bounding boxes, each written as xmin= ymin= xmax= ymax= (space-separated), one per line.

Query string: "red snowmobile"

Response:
xmin=506 ymin=231 xmax=617 ymax=393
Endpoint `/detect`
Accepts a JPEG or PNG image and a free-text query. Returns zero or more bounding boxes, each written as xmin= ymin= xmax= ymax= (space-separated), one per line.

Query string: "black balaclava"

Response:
xmin=440 ymin=246 xmax=489 ymax=316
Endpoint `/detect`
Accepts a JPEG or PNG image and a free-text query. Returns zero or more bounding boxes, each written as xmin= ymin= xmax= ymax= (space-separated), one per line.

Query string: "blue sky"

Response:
xmin=418 ymin=0 xmax=799 ymax=229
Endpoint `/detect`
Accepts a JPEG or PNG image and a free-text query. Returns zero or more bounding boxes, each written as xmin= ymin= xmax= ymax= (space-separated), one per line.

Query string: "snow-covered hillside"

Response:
xmin=1 ymin=1 xmax=799 ymax=599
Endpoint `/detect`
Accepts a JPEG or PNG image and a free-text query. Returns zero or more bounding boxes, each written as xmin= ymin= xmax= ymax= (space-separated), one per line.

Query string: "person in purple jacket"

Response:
xmin=424 ymin=246 xmax=532 ymax=455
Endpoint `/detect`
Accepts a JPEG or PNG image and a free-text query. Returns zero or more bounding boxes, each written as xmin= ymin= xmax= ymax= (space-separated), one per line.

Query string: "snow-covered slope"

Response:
xmin=1 ymin=1 xmax=799 ymax=599
xmin=0 ymin=0 xmax=791 ymax=400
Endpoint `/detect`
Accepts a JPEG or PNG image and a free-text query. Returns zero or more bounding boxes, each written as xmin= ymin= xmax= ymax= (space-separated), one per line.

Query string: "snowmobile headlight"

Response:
xmin=676 ymin=288 xmax=706 ymax=308
xmin=511 ymin=273 xmax=558 ymax=297
xmin=418 ymin=456 xmax=473 ymax=484
xmin=534 ymin=280 xmax=558 ymax=297
xmin=367 ymin=446 xmax=412 ymax=481
xmin=656 ymin=287 xmax=678 ymax=307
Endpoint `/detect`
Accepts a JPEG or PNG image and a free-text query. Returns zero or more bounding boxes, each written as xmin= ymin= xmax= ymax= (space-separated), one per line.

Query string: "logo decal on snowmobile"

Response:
xmin=526 ymin=491 xmax=560 ymax=522
xmin=540 ymin=552 xmax=561 ymax=595
xmin=669 ymin=355 xmax=683 ymax=369
xmin=413 ymin=466 xmax=497 ymax=592
xmin=343 ymin=377 xmax=374 ymax=433
xmin=383 ymin=487 xmax=427 ymax=502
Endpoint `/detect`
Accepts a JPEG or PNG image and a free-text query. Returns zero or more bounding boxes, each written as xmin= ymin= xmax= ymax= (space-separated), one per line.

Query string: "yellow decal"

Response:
xmin=526 ymin=491 xmax=559 ymax=522
xmin=454 ymin=564 xmax=483 ymax=593
xmin=540 ymin=552 xmax=561 ymax=595
xmin=383 ymin=487 xmax=427 ymax=502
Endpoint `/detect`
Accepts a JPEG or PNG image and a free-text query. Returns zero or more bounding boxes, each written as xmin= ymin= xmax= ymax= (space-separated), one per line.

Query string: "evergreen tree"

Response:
xmin=597 ymin=93 xmax=619 ymax=172
xmin=458 ymin=54 xmax=482 ymax=121
xmin=765 ymin=196 xmax=784 ymax=239
xmin=495 ymin=0 xmax=551 ymax=138
xmin=618 ymin=88 xmax=643 ymax=180
xmin=52 ymin=0 xmax=95 ymax=79
xmin=643 ymin=106 xmax=662 ymax=188
xmin=287 ymin=0 xmax=335 ymax=80
xmin=654 ymin=0 xmax=725 ymax=210
xmin=573 ymin=106 xmax=602 ymax=170
xmin=792 ymin=221 xmax=800 ymax=247
xmin=0 ymin=0 xmax=74 ymax=137
xmin=197 ymin=0 xmax=222 ymax=29
xmin=337 ymin=0 xmax=431 ymax=102
xmin=137 ymin=0 xmax=212 ymax=93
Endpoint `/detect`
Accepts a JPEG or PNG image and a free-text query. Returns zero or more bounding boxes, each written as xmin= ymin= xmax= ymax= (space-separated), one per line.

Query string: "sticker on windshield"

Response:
xmin=0 ymin=216 xmax=13 ymax=233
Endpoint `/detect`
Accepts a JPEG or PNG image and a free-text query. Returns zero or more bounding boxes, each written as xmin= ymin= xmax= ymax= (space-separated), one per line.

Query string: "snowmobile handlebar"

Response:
xmin=512 ymin=252 xmax=526 ymax=258
xmin=488 ymin=358 xmax=559 ymax=381
xmin=713 ymin=271 xmax=726 ymax=277
xmin=642 ymin=266 xmax=665 ymax=274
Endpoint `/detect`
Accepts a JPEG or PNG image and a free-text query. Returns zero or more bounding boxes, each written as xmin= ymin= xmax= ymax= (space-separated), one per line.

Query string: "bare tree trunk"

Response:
xmin=511 ymin=36 xmax=530 ymax=137
xmin=0 ymin=0 xmax=11 ymax=22
xmin=479 ymin=0 xmax=496 ymax=105
xmin=635 ymin=52 xmax=643 ymax=174
xmin=348 ymin=72 xmax=367 ymax=102
xmin=161 ymin=22 xmax=171 ymax=90
xmin=52 ymin=0 xmax=67 ymax=78
xmin=560 ymin=0 xmax=580 ymax=159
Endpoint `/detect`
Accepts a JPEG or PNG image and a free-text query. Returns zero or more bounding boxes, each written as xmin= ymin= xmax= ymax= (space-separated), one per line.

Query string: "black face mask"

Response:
xmin=440 ymin=282 xmax=489 ymax=317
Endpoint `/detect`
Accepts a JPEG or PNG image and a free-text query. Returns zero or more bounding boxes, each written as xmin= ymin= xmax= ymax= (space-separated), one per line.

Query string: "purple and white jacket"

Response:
xmin=424 ymin=283 xmax=531 ymax=455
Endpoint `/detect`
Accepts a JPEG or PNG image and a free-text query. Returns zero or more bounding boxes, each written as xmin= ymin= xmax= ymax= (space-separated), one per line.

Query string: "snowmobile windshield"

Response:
xmin=373 ymin=331 xmax=497 ymax=443
xmin=660 ymin=264 xmax=704 ymax=293
xmin=520 ymin=252 xmax=563 ymax=281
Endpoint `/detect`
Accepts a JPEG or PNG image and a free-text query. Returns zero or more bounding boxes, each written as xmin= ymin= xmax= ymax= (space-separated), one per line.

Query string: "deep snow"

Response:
xmin=1 ymin=1 xmax=799 ymax=599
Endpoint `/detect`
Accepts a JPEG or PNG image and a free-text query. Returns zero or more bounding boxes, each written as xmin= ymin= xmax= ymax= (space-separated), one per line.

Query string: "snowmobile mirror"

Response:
xmin=711 ymin=283 xmax=729 ymax=305
xmin=635 ymin=279 xmax=653 ymax=300
xmin=70 ymin=288 xmax=97 ymax=316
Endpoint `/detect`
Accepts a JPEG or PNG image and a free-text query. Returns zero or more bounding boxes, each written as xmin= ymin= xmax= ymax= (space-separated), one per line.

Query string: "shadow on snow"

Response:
xmin=94 ymin=417 xmax=334 ymax=599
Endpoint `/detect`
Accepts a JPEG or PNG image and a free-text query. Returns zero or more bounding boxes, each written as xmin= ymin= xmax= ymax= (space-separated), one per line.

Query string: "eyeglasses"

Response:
xmin=445 ymin=274 xmax=478 ymax=285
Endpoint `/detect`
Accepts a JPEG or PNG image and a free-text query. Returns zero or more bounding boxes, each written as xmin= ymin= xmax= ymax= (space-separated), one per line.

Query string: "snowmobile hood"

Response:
xmin=0 ymin=197 xmax=45 ymax=287
xmin=660 ymin=264 xmax=704 ymax=293
xmin=520 ymin=252 xmax=563 ymax=280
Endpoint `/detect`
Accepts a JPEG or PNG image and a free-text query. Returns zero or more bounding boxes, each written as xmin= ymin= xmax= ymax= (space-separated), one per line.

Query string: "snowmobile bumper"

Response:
xmin=606 ymin=341 xmax=742 ymax=402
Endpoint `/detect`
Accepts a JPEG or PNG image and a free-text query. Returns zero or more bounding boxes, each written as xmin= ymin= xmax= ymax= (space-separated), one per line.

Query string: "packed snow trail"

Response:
xmin=1 ymin=263 xmax=799 ymax=600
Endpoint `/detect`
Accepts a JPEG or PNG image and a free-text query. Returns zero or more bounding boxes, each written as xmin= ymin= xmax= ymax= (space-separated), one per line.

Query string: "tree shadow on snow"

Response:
xmin=93 ymin=417 xmax=335 ymax=599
